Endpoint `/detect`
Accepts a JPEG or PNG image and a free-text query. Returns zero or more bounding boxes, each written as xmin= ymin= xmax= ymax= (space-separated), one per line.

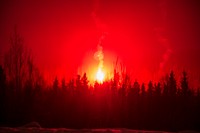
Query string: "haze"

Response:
xmin=0 ymin=0 xmax=200 ymax=86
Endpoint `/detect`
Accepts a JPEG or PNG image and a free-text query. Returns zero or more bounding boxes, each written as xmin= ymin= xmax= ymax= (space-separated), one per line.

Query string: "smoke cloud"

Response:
xmin=157 ymin=0 xmax=172 ymax=73
xmin=94 ymin=35 xmax=105 ymax=69
xmin=92 ymin=0 xmax=107 ymax=72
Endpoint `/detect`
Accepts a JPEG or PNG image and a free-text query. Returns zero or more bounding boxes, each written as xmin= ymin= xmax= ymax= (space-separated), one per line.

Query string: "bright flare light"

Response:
xmin=96 ymin=68 xmax=105 ymax=83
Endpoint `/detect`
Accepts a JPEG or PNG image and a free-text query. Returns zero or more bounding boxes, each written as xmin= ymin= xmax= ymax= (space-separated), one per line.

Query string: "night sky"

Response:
xmin=0 ymin=0 xmax=200 ymax=86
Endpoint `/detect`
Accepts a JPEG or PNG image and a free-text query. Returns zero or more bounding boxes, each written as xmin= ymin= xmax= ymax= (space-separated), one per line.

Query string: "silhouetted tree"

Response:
xmin=155 ymin=82 xmax=161 ymax=97
xmin=112 ymin=69 xmax=119 ymax=92
xmin=4 ymin=27 xmax=28 ymax=92
xmin=141 ymin=83 xmax=146 ymax=96
xmin=197 ymin=88 xmax=200 ymax=97
xmin=133 ymin=80 xmax=140 ymax=95
xmin=0 ymin=65 xmax=6 ymax=124
xmin=0 ymin=65 xmax=6 ymax=89
xmin=61 ymin=78 xmax=66 ymax=91
xmin=167 ymin=71 xmax=177 ymax=96
xmin=68 ymin=79 xmax=75 ymax=93
xmin=180 ymin=71 xmax=189 ymax=96
xmin=53 ymin=76 xmax=59 ymax=91
xmin=81 ymin=73 xmax=88 ymax=91
xmin=76 ymin=75 xmax=81 ymax=87
xmin=147 ymin=81 xmax=154 ymax=97
xmin=0 ymin=65 xmax=6 ymax=98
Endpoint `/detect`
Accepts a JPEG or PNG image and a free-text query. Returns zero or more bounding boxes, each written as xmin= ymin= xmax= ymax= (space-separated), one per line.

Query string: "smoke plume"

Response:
xmin=157 ymin=0 xmax=172 ymax=73
xmin=92 ymin=0 xmax=107 ymax=72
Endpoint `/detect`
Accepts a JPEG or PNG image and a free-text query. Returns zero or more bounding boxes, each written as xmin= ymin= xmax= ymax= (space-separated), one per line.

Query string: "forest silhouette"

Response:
xmin=0 ymin=29 xmax=200 ymax=132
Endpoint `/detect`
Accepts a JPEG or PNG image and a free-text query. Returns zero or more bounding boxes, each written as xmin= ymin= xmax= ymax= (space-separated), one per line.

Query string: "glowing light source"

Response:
xmin=96 ymin=68 xmax=105 ymax=83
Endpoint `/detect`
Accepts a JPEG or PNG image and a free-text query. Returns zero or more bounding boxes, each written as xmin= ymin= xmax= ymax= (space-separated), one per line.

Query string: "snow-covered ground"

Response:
xmin=0 ymin=128 xmax=199 ymax=133
xmin=0 ymin=123 xmax=199 ymax=133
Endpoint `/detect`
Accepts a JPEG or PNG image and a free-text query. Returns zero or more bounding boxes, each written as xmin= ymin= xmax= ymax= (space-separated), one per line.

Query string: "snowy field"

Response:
xmin=0 ymin=128 xmax=199 ymax=133
xmin=0 ymin=123 xmax=199 ymax=133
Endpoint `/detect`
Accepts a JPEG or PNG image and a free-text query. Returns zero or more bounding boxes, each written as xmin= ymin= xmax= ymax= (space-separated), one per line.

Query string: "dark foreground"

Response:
xmin=0 ymin=128 xmax=199 ymax=133
xmin=0 ymin=123 xmax=199 ymax=133
xmin=1 ymin=68 xmax=200 ymax=131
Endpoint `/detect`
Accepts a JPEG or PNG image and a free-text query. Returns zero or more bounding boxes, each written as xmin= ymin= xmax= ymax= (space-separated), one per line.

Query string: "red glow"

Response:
xmin=0 ymin=0 xmax=200 ymax=87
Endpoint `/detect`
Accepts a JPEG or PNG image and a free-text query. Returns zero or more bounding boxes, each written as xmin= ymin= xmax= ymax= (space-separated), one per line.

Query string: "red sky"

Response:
xmin=0 ymin=0 xmax=200 ymax=86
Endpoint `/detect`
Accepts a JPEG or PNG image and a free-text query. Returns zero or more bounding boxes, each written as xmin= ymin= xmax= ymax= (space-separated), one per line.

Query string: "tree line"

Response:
xmin=0 ymin=29 xmax=200 ymax=131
